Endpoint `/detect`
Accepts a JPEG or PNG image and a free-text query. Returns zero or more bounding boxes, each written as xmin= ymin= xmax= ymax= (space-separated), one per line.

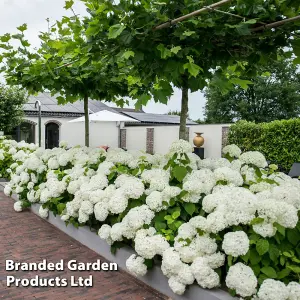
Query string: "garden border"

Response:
xmin=0 ymin=181 xmax=235 ymax=300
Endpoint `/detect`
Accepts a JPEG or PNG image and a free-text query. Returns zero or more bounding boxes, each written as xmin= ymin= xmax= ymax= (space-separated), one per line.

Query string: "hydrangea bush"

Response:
xmin=3 ymin=139 xmax=300 ymax=299
xmin=0 ymin=136 xmax=38 ymax=180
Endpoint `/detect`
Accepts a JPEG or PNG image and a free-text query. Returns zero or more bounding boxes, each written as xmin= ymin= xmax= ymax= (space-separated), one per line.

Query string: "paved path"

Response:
xmin=0 ymin=192 xmax=167 ymax=300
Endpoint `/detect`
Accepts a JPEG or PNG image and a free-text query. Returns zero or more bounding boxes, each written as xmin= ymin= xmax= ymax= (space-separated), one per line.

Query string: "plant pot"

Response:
xmin=193 ymin=132 xmax=204 ymax=148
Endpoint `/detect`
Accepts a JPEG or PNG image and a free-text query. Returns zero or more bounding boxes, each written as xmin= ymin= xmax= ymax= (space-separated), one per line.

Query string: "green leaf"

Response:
xmin=172 ymin=211 xmax=180 ymax=219
xmin=183 ymin=203 xmax=196 ymax=216
xmin=277 ymin=268 xmax=291 ymax=279
xmin=17 ymin=24 xmax=27 ymax=32
xmin=184 ymin=62 xmax=203 ymax=77
xmin=135 ymin=94 xmax=151 ymax=109
xmin=57 ymin=203 xmax=66 ymax=215
xmin=287 ymin=229 xmax=300 ymax=246
xmin=269 ymin=244 xmax=280 ymax=262
xmin=157 ymin=44 xmax=172 ymax=59
xmin=241 ymin=250 xmax=250 ymax=263
xmin=250 ymin=250 xmax=261 ymax=266
xmin=288 ymin=265 xmax=300 ymax=273
xmin=122 ymin=51 xmax=135 ymax=59
xmin=261 ymin=266 xmax=277 ymax=278
xmin=230 ymin=78 xmax=253 ymax=89
xmin=64 ymin=0 xmax=74 ymax=10
xmin=108 ymin=24 xmax=126 ymax=39
xmin=256 ymin=239 xmax=269 ymax=256
xmin=250 ymin=217 xmax=264 ymax=225
xmin=274 ymin=223 xmax=285 ymax=236
xmin=155 ymin=221 xmax=166 ymax=231
xmin=79 ymin=57 xmax=89 ymax=66
xmin=170 ymin=46 xmax=181 ymax=54
xmin=172 ymin=165 xmax=187 ymax=182
xmin=182 ymin=31 xmax=196 ymax=37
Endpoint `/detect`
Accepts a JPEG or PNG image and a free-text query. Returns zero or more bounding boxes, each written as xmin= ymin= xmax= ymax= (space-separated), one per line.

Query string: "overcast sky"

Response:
xmin=0 ymin=0 xmax=206 ymax=120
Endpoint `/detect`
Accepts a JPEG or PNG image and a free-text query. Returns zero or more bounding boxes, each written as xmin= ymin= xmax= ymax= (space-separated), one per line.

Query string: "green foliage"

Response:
xmin=228 ymin=119 xmax=300 ymax=171
xmin=0 ymin=85 xmax=28 ymax=133
xmin=204 ymin=59 xmax=300 ymax=123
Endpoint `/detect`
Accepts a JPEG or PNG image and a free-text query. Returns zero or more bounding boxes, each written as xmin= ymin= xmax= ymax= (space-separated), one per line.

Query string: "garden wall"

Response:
xmin=125 ymin=124 xmax=231 ymax=157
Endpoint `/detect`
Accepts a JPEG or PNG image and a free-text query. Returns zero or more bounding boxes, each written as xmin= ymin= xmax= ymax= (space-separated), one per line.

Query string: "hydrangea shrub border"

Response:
xmin=2 ymin=137 xmax=300 ymax=300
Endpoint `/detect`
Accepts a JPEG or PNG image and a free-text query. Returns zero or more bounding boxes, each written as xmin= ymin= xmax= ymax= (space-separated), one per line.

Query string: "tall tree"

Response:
xmin=83 ymin=0 xmax=300 ymax=140
xmin=204 ymin=59 xmax=300 ymax=123
xmin=0 ymin=3 xmax=132 ymax=146
xmin=0 ymin=85 xmax=28 ymax=133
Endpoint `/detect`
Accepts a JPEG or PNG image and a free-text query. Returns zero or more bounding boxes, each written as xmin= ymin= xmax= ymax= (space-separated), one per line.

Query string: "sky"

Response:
xmin=0 ymin=0 xmax=206 ymax=120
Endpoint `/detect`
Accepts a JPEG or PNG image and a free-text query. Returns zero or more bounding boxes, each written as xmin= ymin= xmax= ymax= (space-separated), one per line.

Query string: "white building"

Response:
xmin=11 ymin=93 xmax=199 ymax=150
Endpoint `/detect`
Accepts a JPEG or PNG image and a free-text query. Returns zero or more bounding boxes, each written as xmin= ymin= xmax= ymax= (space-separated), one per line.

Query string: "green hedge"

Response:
xmin=228 ymin=119 xmax=300 ymax=172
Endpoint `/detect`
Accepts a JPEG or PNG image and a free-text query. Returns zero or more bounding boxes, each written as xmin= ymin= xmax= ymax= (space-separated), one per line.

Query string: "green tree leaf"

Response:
xmin=108 ymin=24 xmax=126 ymax=39
xmin=64 ymin=0 xmax=74 ymax=10
xmin=184 ymin=62 xmax=202 ymax=77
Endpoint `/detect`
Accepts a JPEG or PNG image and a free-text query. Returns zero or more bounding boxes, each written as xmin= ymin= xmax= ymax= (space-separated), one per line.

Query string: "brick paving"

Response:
xmin=0 ymin=192 xmax=168 ymax=300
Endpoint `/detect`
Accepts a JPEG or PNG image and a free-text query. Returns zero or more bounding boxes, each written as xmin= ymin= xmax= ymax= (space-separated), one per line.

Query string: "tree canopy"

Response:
xmin=0 ymin=85 xmax=28 ymax=133
xmin=81 ymin=0 xmax=300 ymax=139
xmin=204 ymin=59 xmax=300 ymax=123
xmin=1 ymin=0 xmax=300 ymax=141
xmin=0 ymin=7 xmax=134 ymax=146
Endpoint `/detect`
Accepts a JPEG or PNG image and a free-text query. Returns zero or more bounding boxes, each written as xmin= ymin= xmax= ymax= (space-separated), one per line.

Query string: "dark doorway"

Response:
xmin=45 ymin=123 xmax=59 ymax=149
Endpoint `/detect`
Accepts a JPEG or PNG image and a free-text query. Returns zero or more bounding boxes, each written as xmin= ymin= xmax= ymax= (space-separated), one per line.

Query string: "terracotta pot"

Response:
xmin=193 ymin=132 xmax=204 ymax=147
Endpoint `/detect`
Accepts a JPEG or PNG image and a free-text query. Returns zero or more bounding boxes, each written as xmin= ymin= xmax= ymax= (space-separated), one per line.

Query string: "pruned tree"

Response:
xmin=82 ymin=0 xmax=300 ymax=140
xmin=204 ymin=59 xmax=300 ymax=123
xmin=0 ymin=3 xmax=132 ymax=146
xmin=0 ymin=85 xmax=28 ymax=133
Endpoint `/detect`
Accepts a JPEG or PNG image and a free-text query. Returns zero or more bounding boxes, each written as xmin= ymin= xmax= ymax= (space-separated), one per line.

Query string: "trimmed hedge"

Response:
xmin=228 ymin=119 xmax=300 ymax=172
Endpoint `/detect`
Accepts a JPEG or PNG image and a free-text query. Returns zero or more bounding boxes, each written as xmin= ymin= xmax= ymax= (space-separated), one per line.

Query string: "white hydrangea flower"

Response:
xmin=223 ymin=144 xmax=242 ymax=158
xmin=226 ymin=263 xmax=257 ymax=297
xmin=191 ymin=257 xmax=220 ymax=289
xmin=168 ymin=277 xmax=186 ymax=295
xmin=146 ymin=191 xmax=166 ymax=212
xmin=240 ymin=151 xmax=268 ymax=168
xmin=253 ymin=221 xmax=277 ymax=238
xmin=94 ymin=202 xmax=109 ymax=221
xmin=39 ymin=206 xmax=49 ymax=219
xmin=222 ymin=231 xmax=249 ymax=257
xmin=59 ymin=140 xmax=68 ymax=148
xmin=168 ymin=140 xmax=193 ymax=155
xmin=214 ymin=167 xmax=243 ymax=186
xmin=257 ymin=279 xmax=289 ymax=300
xmin=287 ymin=282 xmax=300 ymax=300
xmin=126 ymin=254 xmax=147 ymax=277
xmin=4 ymin=184 xmax=12 ymax=196
xmin=13 ymin=201 xmax=23 ymax=212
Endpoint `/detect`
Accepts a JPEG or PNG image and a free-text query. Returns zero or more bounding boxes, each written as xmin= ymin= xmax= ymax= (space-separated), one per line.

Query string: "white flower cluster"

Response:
xmin=4 ymin=139 xmax=300 ymax=298
xmin=255 ymin=279 xmax=300 ymax=300
xmin=222 ymin=144 xmax=242 ymax=158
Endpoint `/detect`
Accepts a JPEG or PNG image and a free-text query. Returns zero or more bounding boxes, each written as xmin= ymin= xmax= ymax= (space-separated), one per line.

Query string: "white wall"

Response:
xmin=126 ymin=127 xmax=147 ymax=151
xmin=189 ymin=124 xmax=231 ymax=158
xmin=25 ymin=116 xmax=120 ymax=148
xmin=125 ymin=124 xmax=231 ymax=158
xmin=154 ymin=126 xmax=180 ymax=154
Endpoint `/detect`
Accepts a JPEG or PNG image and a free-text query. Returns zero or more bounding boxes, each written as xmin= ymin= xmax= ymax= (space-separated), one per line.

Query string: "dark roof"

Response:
xmin=24 ymin=93 xmax=196 ymax=125
xmin=113 ymin=107 xmax=144 ymax=113
xmin=24 ymin=93 xmax=114 ymax=117
xmin=121 ymin=112 xmax=198 ymax=125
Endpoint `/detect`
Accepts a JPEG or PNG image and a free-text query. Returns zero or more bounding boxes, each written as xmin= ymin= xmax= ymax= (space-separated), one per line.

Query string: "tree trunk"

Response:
xmin=179 ymin=76 xmax=189 ymax=141
xmin=84 ymin=95 xmax=89 ymax=147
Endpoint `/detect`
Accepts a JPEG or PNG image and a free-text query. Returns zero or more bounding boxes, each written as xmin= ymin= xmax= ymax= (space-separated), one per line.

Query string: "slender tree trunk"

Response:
xmin=84 ymin=95 xmax=89 ymax=147
xmin=179 ymin=76 xmax=189 ymax=141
